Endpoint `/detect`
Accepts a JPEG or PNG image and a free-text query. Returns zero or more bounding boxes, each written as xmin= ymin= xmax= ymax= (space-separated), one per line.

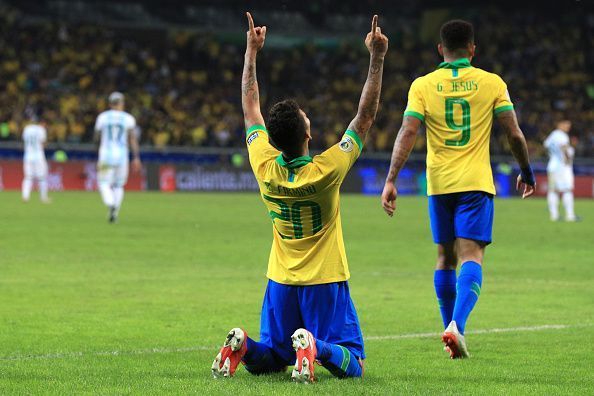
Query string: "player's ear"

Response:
xmin=437 ymin=43 xmax=444 ymax=57
xmin=469 ymin=43 xmax=476 ymax=58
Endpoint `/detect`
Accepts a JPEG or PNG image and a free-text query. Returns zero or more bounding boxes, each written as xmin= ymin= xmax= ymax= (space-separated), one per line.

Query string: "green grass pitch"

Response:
xmin=0 ymin=191 xmax=593 ymax=395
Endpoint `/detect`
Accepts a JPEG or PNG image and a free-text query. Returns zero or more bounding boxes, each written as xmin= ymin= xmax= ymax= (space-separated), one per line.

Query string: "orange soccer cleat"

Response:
xmin=291 ymin=328 xmax=318 ymax=383
xmin=212 ymin=328 xmax=248 ymax=378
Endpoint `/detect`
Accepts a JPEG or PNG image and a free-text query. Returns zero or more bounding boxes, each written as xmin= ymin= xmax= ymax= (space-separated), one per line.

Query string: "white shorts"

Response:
xmin=548 ymin=168 xmax=574 ymax=192
xmin=98 ymin=161 xmax=129 ymax=188
xmin=24 ymin=160 xmax=48 ymax=180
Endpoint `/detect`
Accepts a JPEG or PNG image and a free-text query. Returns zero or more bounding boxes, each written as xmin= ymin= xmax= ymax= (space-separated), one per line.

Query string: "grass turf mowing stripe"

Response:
xmin=2 ymin=323 xmax=591 ymax=362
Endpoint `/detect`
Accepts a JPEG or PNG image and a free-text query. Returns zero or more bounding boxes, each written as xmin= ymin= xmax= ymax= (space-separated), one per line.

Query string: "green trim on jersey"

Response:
xmin=494 ymin=105 xmax=514 ymax=115
xmin=404 ymin=110 xmax=425 ymax=122
xmin=438 ymin=58 xmax=472 ymax=69
xmin=275 ymin=154 xmax=313 ymax=169
xmin=246 ymin=124 xmax=268 ymax=136
xmin=345 ymin=129 xmax=363 ymax=153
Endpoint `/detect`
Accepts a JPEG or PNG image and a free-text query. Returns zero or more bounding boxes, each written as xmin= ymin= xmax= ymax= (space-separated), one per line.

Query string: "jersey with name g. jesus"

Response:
xmin=404 ymin=58 xmax=514 ymax=195
xmin=246 ymin=124 xmax=362 ymax=286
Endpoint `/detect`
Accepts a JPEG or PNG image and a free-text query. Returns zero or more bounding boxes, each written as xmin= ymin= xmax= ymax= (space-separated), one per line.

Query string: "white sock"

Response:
xmin=562 ymin=192 xmax=575 ymax=221
xmin=39 ymin=178 xmax=49 ymax=201
xmin=99 ymin=182 xmax=115 ymax=207
xmin=113 ymin=187 xmax=124 ymax=210
xmin=547 ymin=191 xmax=559 ymax=221
xmin=22 ymin=178 xmax=33 ymax=201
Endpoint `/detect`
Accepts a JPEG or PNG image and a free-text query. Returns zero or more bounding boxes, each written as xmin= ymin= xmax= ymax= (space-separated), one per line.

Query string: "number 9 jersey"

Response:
xmin=246 ymin=124 xmax=362 ymax=286
xmin=403 ymin=58 xmax=513 ymax=196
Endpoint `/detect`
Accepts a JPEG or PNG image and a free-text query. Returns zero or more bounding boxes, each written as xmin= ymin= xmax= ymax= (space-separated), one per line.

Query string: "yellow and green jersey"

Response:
xmin=404 ymin=58 xmax=514 ymax=195
xmin=246 ymin=124 xmax=362 ymax=285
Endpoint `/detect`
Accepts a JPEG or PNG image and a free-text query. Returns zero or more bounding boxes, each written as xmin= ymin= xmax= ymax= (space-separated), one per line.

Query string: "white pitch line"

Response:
xmin=1 ymin=323 xmax=591 ymax=362
xmin=364 ymin=323 xmax=592 ymax=341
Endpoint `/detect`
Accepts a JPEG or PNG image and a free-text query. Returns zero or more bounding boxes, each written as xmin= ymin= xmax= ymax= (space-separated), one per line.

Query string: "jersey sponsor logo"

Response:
xmin=339 ymin=136 xmax=354 ymax=153
xmin=247 ymin=132 xmax=259 ymax=146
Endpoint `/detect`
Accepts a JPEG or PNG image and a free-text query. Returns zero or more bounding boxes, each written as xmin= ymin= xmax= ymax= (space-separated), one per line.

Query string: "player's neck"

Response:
xmin=442 ymin=52 xmax=471 ymax=63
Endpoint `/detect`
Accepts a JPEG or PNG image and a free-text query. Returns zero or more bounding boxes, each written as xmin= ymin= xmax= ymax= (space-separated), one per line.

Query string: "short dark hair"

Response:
xmin=267 ymin=99 xmax=306 ymax=157
xmin=440 ymin=20 xmax=474 ymax=52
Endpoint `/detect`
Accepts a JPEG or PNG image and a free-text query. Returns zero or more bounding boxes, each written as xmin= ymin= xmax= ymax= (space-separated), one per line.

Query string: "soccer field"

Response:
xmin=1 ymin=192 xmax=592 ymax=394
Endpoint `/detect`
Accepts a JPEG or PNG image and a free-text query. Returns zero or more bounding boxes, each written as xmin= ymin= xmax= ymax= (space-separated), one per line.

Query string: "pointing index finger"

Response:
xmin=246 ymin=12 xmax=255 ymax=33
xmin=371 ymin=14 xmax=378 ymax=36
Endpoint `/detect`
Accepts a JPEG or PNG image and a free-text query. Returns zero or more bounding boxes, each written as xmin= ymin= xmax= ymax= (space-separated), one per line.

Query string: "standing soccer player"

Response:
xmin=211 ymin=13 xmax=387 ymax=382
xmin=544 ymin=120 xmax=576 ymax=221
xmin=381 ymin=20 xmax=535 ymax=358
xmin=94 ymin=92 xmax=141 ymax=223
xmin=21 ymin=117 xmax=50 ymax=203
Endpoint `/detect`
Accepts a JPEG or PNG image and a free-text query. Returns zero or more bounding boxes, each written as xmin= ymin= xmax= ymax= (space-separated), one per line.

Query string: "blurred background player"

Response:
xmin=212 ymin=13 xmax=387 ymax=383
xmin=94 ymin=92 xmax=142 ymax=223
xmin=544 ymin=120 xmax=576 ymax=222
xmin=21 ymin=116 xmax=50 ymax=203
xmin=381 ymin=20 xmax=535 ymax=359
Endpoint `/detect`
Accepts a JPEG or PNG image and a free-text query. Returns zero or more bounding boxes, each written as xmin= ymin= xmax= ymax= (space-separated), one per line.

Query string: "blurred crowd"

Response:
xmin=0 ymin=5 xmax=592 ymax=157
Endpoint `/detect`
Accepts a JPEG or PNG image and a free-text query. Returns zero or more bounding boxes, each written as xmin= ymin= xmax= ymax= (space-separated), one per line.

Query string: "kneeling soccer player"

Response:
xmin=212 ymin=13 xmax=388 ymax=382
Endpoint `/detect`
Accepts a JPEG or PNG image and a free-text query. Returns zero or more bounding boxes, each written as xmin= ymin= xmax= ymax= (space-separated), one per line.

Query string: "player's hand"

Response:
xmin=246 ymin=12 xmax=266 ymax=53
xmin=365 ymin=15 xmax=388 ymax=57
xmin=381 ymin=181 xmax=398 ymax=217
xmin=516 ymin=174 xmax=535 ymax=199
xmin=132 ymin=157 xmax=142 ymax=173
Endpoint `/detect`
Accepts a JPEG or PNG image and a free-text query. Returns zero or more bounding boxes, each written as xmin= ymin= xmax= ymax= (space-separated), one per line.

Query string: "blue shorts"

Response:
xmin=260 ymin=279 xmax=365 ymax=365
xmin=428 ymin=191 xmax=494 ymax=245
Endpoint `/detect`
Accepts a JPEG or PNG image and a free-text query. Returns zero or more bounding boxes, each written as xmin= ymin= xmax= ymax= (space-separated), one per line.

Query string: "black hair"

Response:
xmin=267 ymin=99 xmax=306 ymax=158
xmin=440 ymin=20 xmax=474 ymax=52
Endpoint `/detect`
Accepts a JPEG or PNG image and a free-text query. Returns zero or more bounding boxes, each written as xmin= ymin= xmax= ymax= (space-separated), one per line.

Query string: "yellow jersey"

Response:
xmin=403 ymin=58 xmax=514 ymax=196
xmin=246 ymin=124 xmax=362 ymax=285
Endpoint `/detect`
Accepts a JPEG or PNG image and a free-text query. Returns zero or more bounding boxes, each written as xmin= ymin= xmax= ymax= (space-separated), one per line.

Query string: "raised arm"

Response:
xmin=242 ymin=12 xmax=266 ymax=130
xmin=381 ymin=115 xmax=422 ymax=216
xmin=496 ymin=110 xmax=535 ymax=198
xmin=347 ymin=15 xmax=388 ymax=142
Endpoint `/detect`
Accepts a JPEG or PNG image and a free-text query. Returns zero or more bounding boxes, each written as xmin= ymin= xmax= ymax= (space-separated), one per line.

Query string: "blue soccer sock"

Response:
xmin=434 ymin=269 xmax=457 ymax=329
xmin=315 ymin=339 xmax=362 ymax=378
xmin=452 ymin=261 xmax=483 ymax=334
xmin=243 ymin=337 xmax=286 ymax=375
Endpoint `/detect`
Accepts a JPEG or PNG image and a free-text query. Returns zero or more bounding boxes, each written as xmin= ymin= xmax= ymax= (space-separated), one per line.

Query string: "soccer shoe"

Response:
xmin=291 ymin=328 xmax=317 ymax=383
xmin=442 ymin=321 xmax=469 ymax=359
xmin=211 ymin=328 xmax=247 ymax=378
xmin=108 ymin=206 xmax=117 ymax=223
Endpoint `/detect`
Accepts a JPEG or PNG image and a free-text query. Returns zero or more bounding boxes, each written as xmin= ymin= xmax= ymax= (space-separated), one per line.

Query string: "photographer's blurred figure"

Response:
xmin=22 ymin=116 xmax=50 ymax=204
xmin=544 ymin=120 xmax=577 ymax=221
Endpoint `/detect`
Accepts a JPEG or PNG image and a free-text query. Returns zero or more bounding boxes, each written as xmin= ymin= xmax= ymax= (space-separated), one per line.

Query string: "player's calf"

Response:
xmin=212 ymin=328 xmax=247 ymax=378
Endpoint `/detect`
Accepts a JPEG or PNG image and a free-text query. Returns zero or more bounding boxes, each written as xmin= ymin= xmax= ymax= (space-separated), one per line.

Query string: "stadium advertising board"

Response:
xmin=0 ymin=160 xmax=145 ymax=191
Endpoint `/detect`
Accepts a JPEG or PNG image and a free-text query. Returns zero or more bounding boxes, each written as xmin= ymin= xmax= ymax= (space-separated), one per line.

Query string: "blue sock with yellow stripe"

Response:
xmin=434 ymin=269 xmax=457 ymax=329
xmin=452 ymin=261 xmax=482 ymax=335
xmin=315 ymin=339 xmax=362 ymax=378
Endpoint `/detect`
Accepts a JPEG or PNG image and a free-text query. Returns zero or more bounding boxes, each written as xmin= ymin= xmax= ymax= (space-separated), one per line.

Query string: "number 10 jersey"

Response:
xmin=404 ymin=58 xmax=514 ymax=196
xmin=246 ymin=124 xmax=362 ymax=286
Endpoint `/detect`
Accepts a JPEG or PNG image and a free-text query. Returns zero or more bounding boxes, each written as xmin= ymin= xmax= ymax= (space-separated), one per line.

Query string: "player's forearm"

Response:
xmin=349 ymin=54 xmax=385 ymax=138
xmin=242 ymin=50 xmax=262 ymax=126
xmin=385 ymin=122 xmax=417 ymax=183
xmin=507 ymin=133 xmax=531 ymax=168
xmin=130 ymin=137 xmax=140 ymax=160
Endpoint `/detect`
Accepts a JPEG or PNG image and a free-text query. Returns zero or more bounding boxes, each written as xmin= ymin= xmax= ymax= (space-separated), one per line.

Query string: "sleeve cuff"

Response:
xmin=494 ymin=105 xmax=514 ymax=115
xmin=246 ymin=124 xmax=267 ymax=136
xmin=344 ymin=129 xmax=363 ymax=153
xmin=403 ymin=110 xmax=425 ymax=122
